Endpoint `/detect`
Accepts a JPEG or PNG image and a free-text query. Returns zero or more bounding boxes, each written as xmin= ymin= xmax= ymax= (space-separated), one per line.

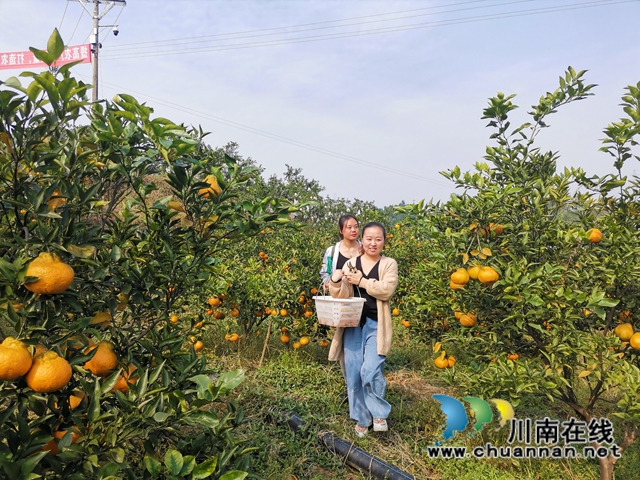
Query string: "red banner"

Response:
xmin=0 ymin=44 xmax=92 ymax=71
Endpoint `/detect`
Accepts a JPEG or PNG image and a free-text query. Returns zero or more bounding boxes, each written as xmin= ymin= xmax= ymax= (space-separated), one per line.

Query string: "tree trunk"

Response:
xmin=598 ymin=456 xmax=615 ymax=480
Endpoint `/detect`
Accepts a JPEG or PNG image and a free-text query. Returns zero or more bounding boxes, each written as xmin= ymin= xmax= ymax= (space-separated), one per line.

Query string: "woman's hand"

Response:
xmin=345 ymin=270 xmax=363 ymax=285
xmin=330 ymin=270 xmax=345 ymax=283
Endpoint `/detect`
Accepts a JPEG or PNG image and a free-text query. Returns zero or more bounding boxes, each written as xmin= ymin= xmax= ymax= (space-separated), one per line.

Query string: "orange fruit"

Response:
xmin=264 ymin=307 xmax=272 ymax=315
xmin=478 ymin=266 xmax=499 ymax=284
xmin=401 ymin=319 xmax=410 ymax=328
xmin=450 ymin=268 xmax=470 ymax=285
xmin=434 ymin=352 xmax=449 ymax=369
xmin=194 ymin=321 xmax=203 ymax=328
xmin=0 ymin=337 xmax=33 ymax=381
xmin=615 ymin=323 xmax=634 ymax=342
xmin=230 ymin=308 xmax=239 ymax=317
xmin=299 ymin=336 xmax=310 ymax=346
xmin=320 ymin=339 xmax=329 ymax=348
xmin=198 ymin=174 xmax=222 ymax=198
xmin=167 ymin=200 xmax=185 ymax=212
xmin=207 ymin=297 xmax=221 ymax=307
xmin=43 ymin=428 xmax=82 ymax=455
xmin=281 ymin=326 xmax=288 ymax=333
xmin=450 ymin=281 xmax=465 ymax=290
xmin=112 ymin=364 xmax=138 ymax=393
xmin=54 ymin=392 xmax=84 ymax=410
xmin=298 ymin=296 xmax=305 ymax=303
xmin=629 ymin=333 xmax=640 ymax=351
xmin=586 ymin=228 xmax=603 ymax=243
xmin=170 ymin=314 xmax=180 ymax=324
xmin=467 ymin=265 xmax=480 ymax=280
xmin=392 ymin=308 xmax=399 ymax=316
xmin=214 ymin=310 xmax=225 ymax=320
xmin=454 ymin=311 xmax=463 ymax=319
xmin=33 ymin=344 xmax=48 ymax=357
xmin=83 ymin=341 xmax=118 ymax=377
xmin=25 ymin=351 xmax=72 ymax=393
xmin=447 ymin=356 xmax=457 ymax=367
xmin=459 ymin=314 xmax=477 ymax=327
xmin=280 ymin=334 xmax=290 ymax=343
xmin=619 ymin=310 xmax=633 ymax=321
xmin=507 ymin=353 xmax=520 ymax=361
xmin=280 ymin=309 xmax=287 ymax=317
xmin=24 ymin=252 xmax=75 ymax=295
xmin=194 ymin=340 xmax=204 ymax=351
xmin=270 ymin=309 xmax=278 ymax=317
xmin=293 ymin=341 xmax=301 ymax=349
xmin=482 ymin=223 xmax=503 ymax=237
xmin=89 ymin=311 xmax=112 ymax=328
xmin=304 ymin=310 xmax=313 ymax=318
xmin=310 ymin=288 xmax=318 ymax=295
xmin=228 ymin=333 xmax=239 ymax=342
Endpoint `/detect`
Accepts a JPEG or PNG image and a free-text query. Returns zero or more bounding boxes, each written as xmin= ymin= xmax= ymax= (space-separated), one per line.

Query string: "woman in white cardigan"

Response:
xmin=328 ymin=222 xmax=398 ymax=437
xmin=320 ymin=214 xmax=361 ymax=291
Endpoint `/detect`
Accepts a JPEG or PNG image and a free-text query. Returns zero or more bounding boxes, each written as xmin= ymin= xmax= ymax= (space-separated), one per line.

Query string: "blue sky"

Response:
xmin=1 ymin=0 xmax=639 ymax=207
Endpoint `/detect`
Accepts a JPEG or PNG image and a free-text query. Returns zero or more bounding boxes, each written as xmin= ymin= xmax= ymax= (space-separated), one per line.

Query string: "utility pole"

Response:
xmin=71 ymin=0 xmax=126 ymax=101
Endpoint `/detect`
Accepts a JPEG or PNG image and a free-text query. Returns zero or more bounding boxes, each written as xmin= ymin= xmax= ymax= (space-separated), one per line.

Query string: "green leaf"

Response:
xmin=219 ymin=471 xmax=248 ymax=480
xmin=164 ymin=449 xmax=183 ymax=476
xmin=47 ymin=28 xmax=65 ymax=62
xmin=29 ymin=47 xmax=55 ymax=66
xmin=179 ymin=455 xmax=196 ymax=475
xmin=144 ymin=456 xmax=162 ymax=476
xmin=153 ymin=412 xmax=171 ymax=423
xmin=191 ymin=458 xmax=218 ymax=479
xmin=216 ymin=368 xmax=245 ymax=395
xmin=598 ymin=298 xmax=620 ymax=308
xmin=67 ymin=244 xmax=96 ymax=258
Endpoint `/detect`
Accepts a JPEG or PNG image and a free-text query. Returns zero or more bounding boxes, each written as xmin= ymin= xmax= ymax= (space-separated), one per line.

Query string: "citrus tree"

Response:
xmin=0 ymin=30 xmax=296 ymax=479
xmin=399 ymin=68 xmax=640 ymax=480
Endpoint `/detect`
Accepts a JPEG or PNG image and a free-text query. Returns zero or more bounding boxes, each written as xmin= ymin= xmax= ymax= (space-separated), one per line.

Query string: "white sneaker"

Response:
xmin=373 ymin=419 xmax=388 ymax=432
xmin=355 ymin=425 xmax=368 ymax=437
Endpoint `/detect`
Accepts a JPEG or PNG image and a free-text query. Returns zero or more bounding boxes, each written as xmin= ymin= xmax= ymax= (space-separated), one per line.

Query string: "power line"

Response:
xmin=101 ymin=0 xmax=634 ymax=60
xmin=84 ymin=75 xmax=450 ymax=187
xmin=107 ymin=0 xmax=531 ymax=52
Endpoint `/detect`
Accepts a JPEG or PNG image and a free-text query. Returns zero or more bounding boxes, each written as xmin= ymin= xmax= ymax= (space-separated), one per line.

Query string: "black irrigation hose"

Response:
xmin=286 ymin=414 xmax=415 ymax=480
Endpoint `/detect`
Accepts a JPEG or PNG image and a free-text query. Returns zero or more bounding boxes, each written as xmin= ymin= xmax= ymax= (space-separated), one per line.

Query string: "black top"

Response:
xmin=335 ymin=251 xmax=349 ymax=271
xmin=354 ymin=256 xmax=380 ymax=326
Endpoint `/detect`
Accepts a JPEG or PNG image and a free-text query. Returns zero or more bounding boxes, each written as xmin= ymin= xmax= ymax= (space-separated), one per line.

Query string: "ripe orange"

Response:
xmin=507 ymin=353 xmax=520 ymax=361
xmin=401 ymin=319 xmax=410 ymax=328
xmin=281 ymin=326 xmax=288 ymax=333
xmin=619 ymin=310 xmax=633 ymax=322
xmin=228 ymin=333 xmax=239 ymax=342
xmin=194 ymin=340 xmax=204 ymax=351
xmin=450 ymin=268 xmax=470 ymax=285
xmin=230 ymin=308 xmax=240 ymax=317
xmin=264 ymin=307 xmax=272 ymax=315
xmin=43 ymin=428 xmax=82 ymax=455
xmin=434 ymin=352 xmax=449 ymax=369
xmin=194 ymin=321 xmax=203 ymax=328
xmin=47 ymin=189 xmax=66 ymax=211
xmin=454 ymin=311 xmax=463 ymax=319
xmin=170 ymin=314 xmax=180 ymax=324
xmin=25 ymin=351 xmax=72 ymax=393
xmin=299 ymin=336 xmax=310 ymax=346
xmin=280 ymin=309 xmax=288 ymax=317
xmin=450 ymin=281 xmax=465 ymax=290
xmin=271 ymin=309 xmax=278 ymax=317
xmin=0 ymin=337 xmax=33 ymax=381
xmin=84 ymin=342 xmax=118 ymax=377
xmin=629 ymin=333 xmax=640 ymax=351
xmin=207 ymin=297 xmax=221 ymax=307
xmin=293 ymin=342 xmax=301 ymax=350
xmin=586 ymin=228 xmax=603 ymax=243
xmin=482 ymin=223 xmax=503 ymax=237
xmin=112 ymin=364 xmax=138 ymax=393
xmin=310 ymin=288 xmax=318 ymax=295
xmin=280 ymin=334 xmax=290 ymax=343
xmin=392 ymin=308 xmax=400 ymax=316
xmin=320 ymin=339 xmax=329 ymax=348
xmin=447 ymin=356 xmax=457 ymax=367
xmin=615 ymin=323 xmax=634 ymax=342
xmin=467 ymin=265 xmax=480 ymax=280
xmin=24 ymin=252 xmax=75 ymax=295
xmin=459 ymin=314 xmax=477 ymax=327
xmin=199 ymin=174 xmax=222 ymax=198
xmin=478 ymin=266 xmax=499 ymax=284
xmin=304 ymin=310 xmax=313 ymax=318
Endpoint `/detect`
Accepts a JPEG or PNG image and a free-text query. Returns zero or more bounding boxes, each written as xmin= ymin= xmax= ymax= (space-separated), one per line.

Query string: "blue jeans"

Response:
xmin=343 ymin=317 xmax=391 ymax=427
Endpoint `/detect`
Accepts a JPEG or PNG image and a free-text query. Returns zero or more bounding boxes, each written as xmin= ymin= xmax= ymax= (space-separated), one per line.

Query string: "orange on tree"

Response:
xmin=207 ymin=297 xmax=221 ymax=307
xmin=47 ymin=189 xmax=66 ymax=211
xmin=619 ymin=310 xmax=633 ymax=322
xmin=477 ymin=266 xmax=499 ymax=284
xmin=281 ymin=326 xmax=288 ymax=333
xmin=170 ymin=314 xmax=180 ymax=324
xmin=482 ymin=222 xmax=503 ymax=237
xmin=310 ymin=288 xmax=318 ymax=295
xmin=615 ymin=323 xmax=634 ymax=342
xmin=194 ymin=321 xmax=203 ymax=329
xmin=270 ymin=309 xmax=278 ymax=317
xmin=264 ymin=307 xmax=272 ymax=315
xmin=24 ymin=252 xmax=75 ymax=295
xmin=280 ymin=334 xmax=290 ymax=343
xmin=320 ymin=339 xmax=329 ymax=348
xmin=467 ymin=265 xmax=480 ymax=280
xmin=292 ymin=341 xmax=301 ymax=350
xmin=83 ymin=341 xmax=118 ymax=377
xmin=43 ymin=428 xmax=82 ymax=455
xmin=586 ymin=228 xmax=603 ymax=243
xmin=112 ymin=364 xmax=139 ymax=393
xmin=454 ymin=311 xmax=463 ymax=319
xmin=447 ymin=355 xmax=457 ymax=367
xmin=303 ymin=310 xmax=313 ymax=318
xmin=507 ymin=353 xmax=520 ymax=361
xmin=629 ymin=333 xmax=640 ymax=351
xmin=280 ymin=309 xmax=287 ymax=317
xmin=434 ymin=351 xmax=449 ymax=369
xmin=401 ymin=319 xmax=410 ymax=328
xmin=450 ymin=268 xmax=470 ymax=285
xmin=450 ymin=281 xmax=465 ymax=290
xmin=228 ymin=333 xmax=239 ymax=342
xmin=230 ymin=308 xmax=239 ymax=317
xmin=214 ymin=310 xmax=225 ymax=320
xmin=25 ymin=351 xmax=72 ymax=393
xmin=459 ymin=314 xmax=477 ymax=327
xmin=194 ymin=340 xmax=204 ymax=351
xmin=392 ymin=307 xmax=400 ymax=316
xmin=89 ymin=311 xmax=112 ymax=328
xmin=0 ymin=337 xmax=33 ymax=381
xmin=299 ymin=336 xmax=310 ymax=346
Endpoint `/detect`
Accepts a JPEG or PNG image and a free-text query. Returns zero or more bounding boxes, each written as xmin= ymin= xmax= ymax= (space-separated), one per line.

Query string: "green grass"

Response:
xmin=201 ymin=323 xmax=625 ymax=480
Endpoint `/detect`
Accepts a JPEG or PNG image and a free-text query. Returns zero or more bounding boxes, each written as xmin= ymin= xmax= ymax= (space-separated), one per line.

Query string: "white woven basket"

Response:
xmin=312 ymin=296 xmax=365 ymax=328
